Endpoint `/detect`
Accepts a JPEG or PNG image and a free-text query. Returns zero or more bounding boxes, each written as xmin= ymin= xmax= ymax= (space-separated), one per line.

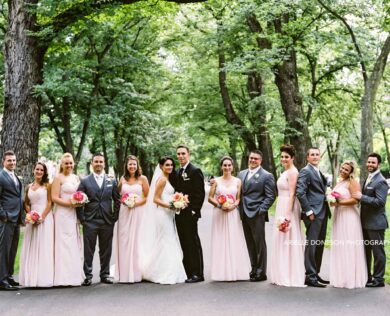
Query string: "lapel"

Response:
xmin=244 ymin=168 xmax=261 ymax=191
xmin=308 ymin=164 xmax=325 ymax=191
xmin=3 ymin=170 xmax=19 ymax=194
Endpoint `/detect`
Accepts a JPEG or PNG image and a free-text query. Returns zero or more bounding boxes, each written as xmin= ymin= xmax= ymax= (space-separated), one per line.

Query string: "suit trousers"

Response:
xmin=83 ymin=219 xmax=114 ymax=280
xmin=363 ymin=229 xmax=386 ymax=282
xmin=176 ymin=214 xmax=204 ymax=278
xmin=0 ymin=221 xmax=19 ymax=283
xmin=242 ymin=212 xmax=266 ymax=276
xmin=303 ymin=213 xmax=328 ymax=280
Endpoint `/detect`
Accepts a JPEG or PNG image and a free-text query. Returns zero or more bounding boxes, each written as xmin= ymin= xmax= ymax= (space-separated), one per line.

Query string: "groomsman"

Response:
xmin=174 ymin=145 xmax=205 ymax=283
xmin=352 ymin=153 xmax=389 ymax=287
xmin=76 ymin=153 xmax=121 ymax=286
xmin=0 ymin=150 xmax=23 ymax=291
xmin=238 ymin=150 xmax=276 ymax=281
xmin=296 ymin=147 xmax=331 ymax=287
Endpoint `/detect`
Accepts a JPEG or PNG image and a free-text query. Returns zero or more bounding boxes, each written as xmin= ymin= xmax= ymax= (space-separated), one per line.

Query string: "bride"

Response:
xmin=139 ymin=156 xmax=186 ymax=284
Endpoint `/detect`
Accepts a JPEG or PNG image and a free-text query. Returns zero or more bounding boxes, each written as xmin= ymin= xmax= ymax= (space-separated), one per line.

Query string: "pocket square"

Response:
xmin=366 ymin=186 xmax=373 ymax=189
xmin=107 ymin=184 xmax=113 ymax=187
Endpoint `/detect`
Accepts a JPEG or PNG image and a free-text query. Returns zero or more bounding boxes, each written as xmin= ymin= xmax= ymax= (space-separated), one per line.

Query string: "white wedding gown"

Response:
xmin=141 ymin=181 xmax=187 ymax=284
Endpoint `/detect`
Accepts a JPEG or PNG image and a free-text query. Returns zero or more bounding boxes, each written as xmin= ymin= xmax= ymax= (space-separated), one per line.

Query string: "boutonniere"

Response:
xmin=254 ymin=174 xmax=259 ymax=179
xmin=105 ymin=175 xmax=114 ymax=185
xmin=182 ymin=172 xmax=190 ymax=181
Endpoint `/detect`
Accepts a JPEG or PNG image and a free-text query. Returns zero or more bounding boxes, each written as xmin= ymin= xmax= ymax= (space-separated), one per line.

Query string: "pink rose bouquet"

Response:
xmin=70 ymin=191 xmax=89 ymax=206
xmin=169 ymin=192 xmax=189 ymax=214
xmin=25 ymin=210 xmax=41 ymax=225
xmin=121 ymin=193 xmax=139 ymax=208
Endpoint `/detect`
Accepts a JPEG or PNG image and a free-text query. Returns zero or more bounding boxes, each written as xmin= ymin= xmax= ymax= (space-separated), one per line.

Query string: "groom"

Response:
xmin=174 ymin=145 xmax=205 ymax=283
xmin=77 ymin=153 xmax=121 ymax=286
xmin=296 ymin=147 xmax=331 ymax=287
xmin=0 ymin=150 xmax=23 ymax=291
xmin=238 ymin=150 xmax=276 ymax=281
xmin=352 ymin=153 xmax=389 ymax=287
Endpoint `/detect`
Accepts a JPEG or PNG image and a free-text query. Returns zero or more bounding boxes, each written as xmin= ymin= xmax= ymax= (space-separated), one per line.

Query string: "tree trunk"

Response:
xmin=246 ymin=71 xmax=277 ymax=178
xmin=274 ymin=49 xmax=312 ymax=169
xmin=1 ymin=0 xmax=46 ymax=183
xmin=360 ymin=34 xmax=390 ymax=181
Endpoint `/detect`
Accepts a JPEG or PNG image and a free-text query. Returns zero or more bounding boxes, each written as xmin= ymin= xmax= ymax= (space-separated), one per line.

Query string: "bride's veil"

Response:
xmin=139 ymin=163 xmax=162 ymax=272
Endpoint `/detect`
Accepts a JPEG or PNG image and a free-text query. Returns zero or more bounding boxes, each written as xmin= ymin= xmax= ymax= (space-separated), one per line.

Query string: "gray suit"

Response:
xmin=76 ymin=174 xmax=120 ymax=280
xmin=296 ymin=164 xmax=330 ymax=282
xmin=360 ymin=171 xmax=389 ymax=283
xmin=0 ymin=169 xmax=23 ymax=284
xmin=238 ymin=167 xmax=276 ymax=277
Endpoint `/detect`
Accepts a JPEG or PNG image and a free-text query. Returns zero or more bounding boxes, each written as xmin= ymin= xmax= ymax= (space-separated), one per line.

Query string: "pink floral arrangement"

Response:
xmin=121 ymin=193 xmax=139 ymax=208
xmin=70 ymin=191 xmax=89 ymax=206
xmin=276 ymin=216 xmax=290 ymax=233
xmin=217 ymin=194 xmax=236 ymax=208
xmin=25 ymin=210 xmax=41 ymax=225
xmin=326 ymin=188 xmax=341 ymax=203
xmin=169 ymin=192 xmax=189 ymax=214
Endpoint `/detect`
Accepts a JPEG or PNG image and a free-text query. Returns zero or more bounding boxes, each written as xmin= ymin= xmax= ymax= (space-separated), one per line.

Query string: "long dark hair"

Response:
xmin=159 ymin=156 xmax=176 ymax=184
xmin=123 ymin=155 xmax=142 ymax=181
xmin=35 ymin=162 xmax=49 ymax=185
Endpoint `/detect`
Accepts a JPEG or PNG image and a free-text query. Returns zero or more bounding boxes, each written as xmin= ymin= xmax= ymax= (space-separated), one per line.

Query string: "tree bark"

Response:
xmin=246 ymin=71 xmax=277 ymax=178
xmin=360 ymin=34 xmax=390 ymax=180
xmin=1 ymin=0 xmax=47 ymax=182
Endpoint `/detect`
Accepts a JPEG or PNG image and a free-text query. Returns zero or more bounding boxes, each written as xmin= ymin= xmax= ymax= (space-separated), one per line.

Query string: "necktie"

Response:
xmin=10 ymin=173 xmax=18 ymax=187
xmin=365 ymin=175 xmax=372 ymax=188
xmin=179 ymin=168 xmax=184 ymax=176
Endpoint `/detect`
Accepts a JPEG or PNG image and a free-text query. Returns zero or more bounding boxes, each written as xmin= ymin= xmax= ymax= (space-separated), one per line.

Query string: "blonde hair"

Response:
xmin=341 ymin=160 xmax=357 ymax=180
xmin=59 ymin=153 xmax=74 ymax=173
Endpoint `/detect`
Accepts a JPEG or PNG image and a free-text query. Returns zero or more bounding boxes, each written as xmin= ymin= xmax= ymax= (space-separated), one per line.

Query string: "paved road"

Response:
xmin=1 ymin=187 xmax=390 ymax=316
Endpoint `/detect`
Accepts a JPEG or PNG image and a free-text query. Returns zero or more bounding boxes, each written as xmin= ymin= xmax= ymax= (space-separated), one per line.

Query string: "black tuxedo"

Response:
xmin=0 ymin=169 xmax=23 ymax=285
xmin=77 ymin=174 xmax=120 ymax=280
xmin=174 ymin=162 xmax=205 ymax=278
xmin=360 ymin=171 xmax=389 ymax=283
xmin=296 ymin=164 xmax=331 ymax=282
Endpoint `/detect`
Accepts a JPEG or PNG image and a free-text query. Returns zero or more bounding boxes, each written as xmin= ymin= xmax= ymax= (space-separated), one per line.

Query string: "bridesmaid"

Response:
xmin=19 ymin=162 xmax=54 ymax=287
xmin=208 ymin=156 xmax=251 ymax=281
xmin=51 ymin=153 xmax=84 ymax=286
xmin=270 ymin=144 xmax=305 ymax=287
xmin=113 ymin=155 xmax=149 ymax=283
xmin=329 ymin=160 xmax=367 ymax=288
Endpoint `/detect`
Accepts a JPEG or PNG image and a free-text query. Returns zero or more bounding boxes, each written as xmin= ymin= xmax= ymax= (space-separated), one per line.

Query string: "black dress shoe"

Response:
xmin=100 ymin=277 xmax=114 ymax=284
xmin=185 ymin=275 xmax=204 ymax=283
xmin=7 ymin=277 xmax=19 ymax=287
xmin=366 ymin=280 xmax=385 ymax=288
xmin=249 ymin=269 xmax=256 ymax=279
xmin=0 ymin=283 xmax=18 ymax=291
xmin=317 ymin=276 xmax=329 ymax=285
xmin=250 ymin=274 xmax=267 ymax=282
xmin=82 ymin=279 xmax=92 ymax=286
xmin=305 ymin=280 xmax=326 ymax=288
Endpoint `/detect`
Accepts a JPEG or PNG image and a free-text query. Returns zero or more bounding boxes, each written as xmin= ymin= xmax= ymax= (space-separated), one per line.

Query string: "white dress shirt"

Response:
xmin=93 ymin=172 xmax=105 ymax=188
xmin=247 ymin=166 xmax=261 ymax=180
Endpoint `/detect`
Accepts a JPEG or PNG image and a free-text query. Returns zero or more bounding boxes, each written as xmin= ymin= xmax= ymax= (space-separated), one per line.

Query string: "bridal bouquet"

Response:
xmin=25 ymin=210 xmax=41 ymax=225
xmin=169 ymin=192 xmax=189 ymax=214
xmin=217 ymin=194 xmax=236 ymax=208
xmin=276 ymin=216 xmax=290 ymax=233
xmin=70 ymin=191 xmax=89 ymax=206
xmin=121 ymin=192 xmax=139 ymax=208
xmin=326 ymin=188 xmax=341 ymax=203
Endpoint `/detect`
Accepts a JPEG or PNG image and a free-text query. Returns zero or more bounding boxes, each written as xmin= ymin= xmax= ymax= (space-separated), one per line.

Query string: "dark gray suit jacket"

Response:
xmin=76 ymin=174 xmax=120 ymax=225
xmin=360 ymin=172 xmax=389 ymax=230
xmin=0 ymin=169 xmax=23 ymax=224
xmin=296 ymin=164 xmax=330 ymax=218
xmin=238 ymin=167 xmax=276 ymax=221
